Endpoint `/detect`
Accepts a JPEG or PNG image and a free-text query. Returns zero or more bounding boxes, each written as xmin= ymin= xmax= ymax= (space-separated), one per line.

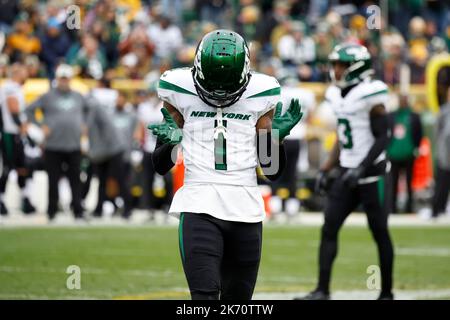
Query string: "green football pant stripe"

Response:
xmin=179 ymin=213 xmax=185 ymax=261
xmin=377 ymin=176 xmax=385 ymax=206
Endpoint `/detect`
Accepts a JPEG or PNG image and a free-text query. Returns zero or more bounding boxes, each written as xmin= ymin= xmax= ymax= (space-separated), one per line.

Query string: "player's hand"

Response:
xmin=272 ymin=99 xmax=303 ymax=141
xmin=341 ymin=166 xmax=365 ymax=188
xmin=315 ymin=170 xmax=330 ymax=195
xmin=148 ymin=108 xmax=182 ymax=145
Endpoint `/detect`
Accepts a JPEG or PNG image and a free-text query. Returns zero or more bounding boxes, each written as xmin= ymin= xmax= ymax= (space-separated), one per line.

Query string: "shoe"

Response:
xmin=48 ymin=212 xmax=56 ymax=222
xmin=0 ymin=201 xmax=8 ymax=216
xmin=91 ymin=210 xmax=102 ymax=218
xmin=294 ymin=290 xmax=330 ymax=300
xmin=377 ymin=292 xmax=394 ymax=300
xmin=122 ymin=210 xmax=132 ymax=220
xmin=22 ymin=198 xmax=36 ymax=214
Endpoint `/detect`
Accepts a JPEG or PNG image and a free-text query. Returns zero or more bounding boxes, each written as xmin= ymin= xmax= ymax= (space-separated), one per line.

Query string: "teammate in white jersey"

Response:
xmin=298 ymin=44 xmax=395 ymax=300
xmin=149 ymin=30 xmax=303 ymax=300
xmin=0 ymin=63 xmax=36 ymax=215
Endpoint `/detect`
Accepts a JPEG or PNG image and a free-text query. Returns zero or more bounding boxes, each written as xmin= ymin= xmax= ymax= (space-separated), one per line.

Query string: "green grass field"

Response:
xmin=0 ymin=224 xmax=450 ymax=299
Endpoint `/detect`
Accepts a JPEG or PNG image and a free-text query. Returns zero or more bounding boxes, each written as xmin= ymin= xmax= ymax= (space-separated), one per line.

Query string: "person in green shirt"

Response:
xmin=387 ymin=95 xmax=423 ymax=213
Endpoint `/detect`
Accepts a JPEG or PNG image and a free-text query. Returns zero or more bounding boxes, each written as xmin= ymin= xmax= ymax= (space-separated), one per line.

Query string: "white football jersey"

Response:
xmin=137 ymin=97 xmax=163 ymax=153
xmin=157 ymin=68 xmax=280 ymax=222
xmin=324 ymin=78 xmax=389 ymax=169
xmin=0 ymin=80 xmax=26 ymax=134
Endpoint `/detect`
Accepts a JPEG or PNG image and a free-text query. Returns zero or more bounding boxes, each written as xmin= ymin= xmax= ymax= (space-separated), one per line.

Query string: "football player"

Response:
xmin=149 ymin=30 xmax=303 ymax=300
xmin=0 ymin=63 xmax=36 ymax=215
xmin=299 ymin=44 xmax=395 ymax=300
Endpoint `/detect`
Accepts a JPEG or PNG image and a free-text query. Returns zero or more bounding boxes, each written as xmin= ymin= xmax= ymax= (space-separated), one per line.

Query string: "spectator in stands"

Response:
xmin=277 ymin=21 xmax=317 ymax=81
xmin=39 ymin=17 xmax=71 ymax=79
xmin=0 ymin=0 xmax=19 ymax=34
xmin=24 ymin=55 xmax=46 ymax=78
xmin=147 ymin=15 xmax=183 ymax=64
xmin=5 ymin=13 xmax=41 ymax=62
xmin=432 ymin=89 xmax=450 ymax=218
xmin=26 ymin=64 xmax=88 ymax=221
xmin=67 ymin=33 xmax=107 ymax=80
xmin=195 ymin=0 xmax=227 ymax=27
xmin=89 ymin=8 xmax=121 ymax=68
xmin=387 ymin=94 xmax=423 ymax=214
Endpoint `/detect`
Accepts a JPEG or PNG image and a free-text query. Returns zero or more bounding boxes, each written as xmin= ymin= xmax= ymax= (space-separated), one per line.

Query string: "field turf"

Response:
xmin=0 ymin=225 xmax=449 ymax=299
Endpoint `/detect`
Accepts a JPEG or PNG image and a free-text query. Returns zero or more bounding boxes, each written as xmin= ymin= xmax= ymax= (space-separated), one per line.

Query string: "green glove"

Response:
xmin=148 ymin=108 xmax=182 ymax=145
xmin=272 ymin=98 xmax=303 ymax=141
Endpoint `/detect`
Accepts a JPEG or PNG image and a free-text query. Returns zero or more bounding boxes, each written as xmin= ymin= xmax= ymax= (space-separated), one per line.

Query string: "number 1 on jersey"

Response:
xmin=214 ymin=120 xmax=227 ymax=170
xmin=338 ymin=118 xmax=353 ymax=149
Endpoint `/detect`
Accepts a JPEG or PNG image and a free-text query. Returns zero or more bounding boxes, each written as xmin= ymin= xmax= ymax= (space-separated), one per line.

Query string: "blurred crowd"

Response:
xmin=0 ymin=0 xmax=450 ymax=222
xmin=0 ymin=0 xmax=449 ymax=84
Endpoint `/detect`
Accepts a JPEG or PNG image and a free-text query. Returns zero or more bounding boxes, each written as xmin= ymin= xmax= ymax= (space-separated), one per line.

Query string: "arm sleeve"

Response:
xmin=257 ymin=131 xmax=286 ymax=181
xmin=360 ymin=112 xmax=389 ymax=170
xmin=152 ymin=137 xmax=177 ymax=175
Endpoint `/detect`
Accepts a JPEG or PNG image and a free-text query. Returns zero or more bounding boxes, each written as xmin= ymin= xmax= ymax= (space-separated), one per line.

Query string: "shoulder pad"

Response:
xmin=354 ymin=80 xmax=388 ymax=102
xmin=243 ymin=73 xmax=280 ymax=100
xmin=158 ymin=68 xmax=197 ymax=103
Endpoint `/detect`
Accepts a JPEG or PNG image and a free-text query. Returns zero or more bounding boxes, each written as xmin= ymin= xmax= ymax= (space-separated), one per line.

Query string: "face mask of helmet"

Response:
xmin=328 ymin=45 xmax=374 ymax=89
xmin=192 ymin=30 xmax=251 ymax=108
xmin=192 ymin=67 xmax=251 ymax=108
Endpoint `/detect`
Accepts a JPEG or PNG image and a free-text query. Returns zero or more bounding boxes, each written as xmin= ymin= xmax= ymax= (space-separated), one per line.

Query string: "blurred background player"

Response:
xmin=269 ymin=77 xmax=315 ymax=217
xmin=26 ymin=64 xmax=87 ymax=221
xmin=136 ymin=85 xmax=173 ymax=219
xmin=432 ymin=88 xmax=450 ymax=218
xmin=85 ymin=90 xmax=133 ymax=219
xmin=387 ymin=94 xmax=423 ymax=214
xmin=299 ymin=44 xmax=394 ymax=300
xmin=0 ymin=62 xmax=36 ymax=215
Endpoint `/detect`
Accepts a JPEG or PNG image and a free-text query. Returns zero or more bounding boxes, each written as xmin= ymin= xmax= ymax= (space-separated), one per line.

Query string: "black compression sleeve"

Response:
xmin=360 ymin=112 xmax=389 ymax=170
xmin=151 ymin=138 xmax=177 ymax=175
xmin=257 ymin=131 xmax=286 ymax=181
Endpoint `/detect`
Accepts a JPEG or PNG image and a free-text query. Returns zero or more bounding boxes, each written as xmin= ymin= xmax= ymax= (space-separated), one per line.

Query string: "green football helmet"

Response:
xmin=192 ymin=29 xmax=251 ymax=108
xmin=328 ymin=43 xmax=373 ymax=89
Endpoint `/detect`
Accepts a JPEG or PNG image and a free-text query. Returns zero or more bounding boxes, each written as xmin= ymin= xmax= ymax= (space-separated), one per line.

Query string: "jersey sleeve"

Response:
xmin=359 ymin=80 xmax=389 ymax=111
xmin=245 ymin=74 xmax=281 ymax=119
xmin=157 ymin=68 xmax=198 ymax=118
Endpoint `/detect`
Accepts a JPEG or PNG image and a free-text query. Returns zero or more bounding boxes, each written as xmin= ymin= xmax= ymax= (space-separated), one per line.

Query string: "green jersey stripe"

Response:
xmin=359 ymin=89 xmax=388 ymax=100
xmin=246 ymin=87 xmax=281 ymax=99
xmin=159 ymin=79 xmax=197 ymax=96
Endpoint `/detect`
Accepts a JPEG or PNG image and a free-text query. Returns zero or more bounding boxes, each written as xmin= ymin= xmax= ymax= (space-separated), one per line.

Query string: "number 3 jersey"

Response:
xmin=157 ymin=68 xmax=280 ymax=222
xmin=324 ymin=78 xmax=389 ymax=169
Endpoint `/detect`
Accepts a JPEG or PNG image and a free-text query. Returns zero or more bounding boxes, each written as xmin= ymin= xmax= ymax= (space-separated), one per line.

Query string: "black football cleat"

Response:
xmin=377 ymin=292 xmax=394 ymax=300
xmin=294 ymin=290 xmax=331 ymax=300
xmin=0 ymin=201 xmax=8 ymax=216
xmin=22 ymin=198 xmax=36 ymax=214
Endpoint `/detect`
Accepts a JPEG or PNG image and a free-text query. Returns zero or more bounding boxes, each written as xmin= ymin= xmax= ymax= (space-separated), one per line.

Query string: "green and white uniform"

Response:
xmin=324 ymin=78 xmax=389 ymax=169
xmin=157 ymin=68 xmax=280 ymax=222
xmin=0 ymin=80 xmax=26 ymax=134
